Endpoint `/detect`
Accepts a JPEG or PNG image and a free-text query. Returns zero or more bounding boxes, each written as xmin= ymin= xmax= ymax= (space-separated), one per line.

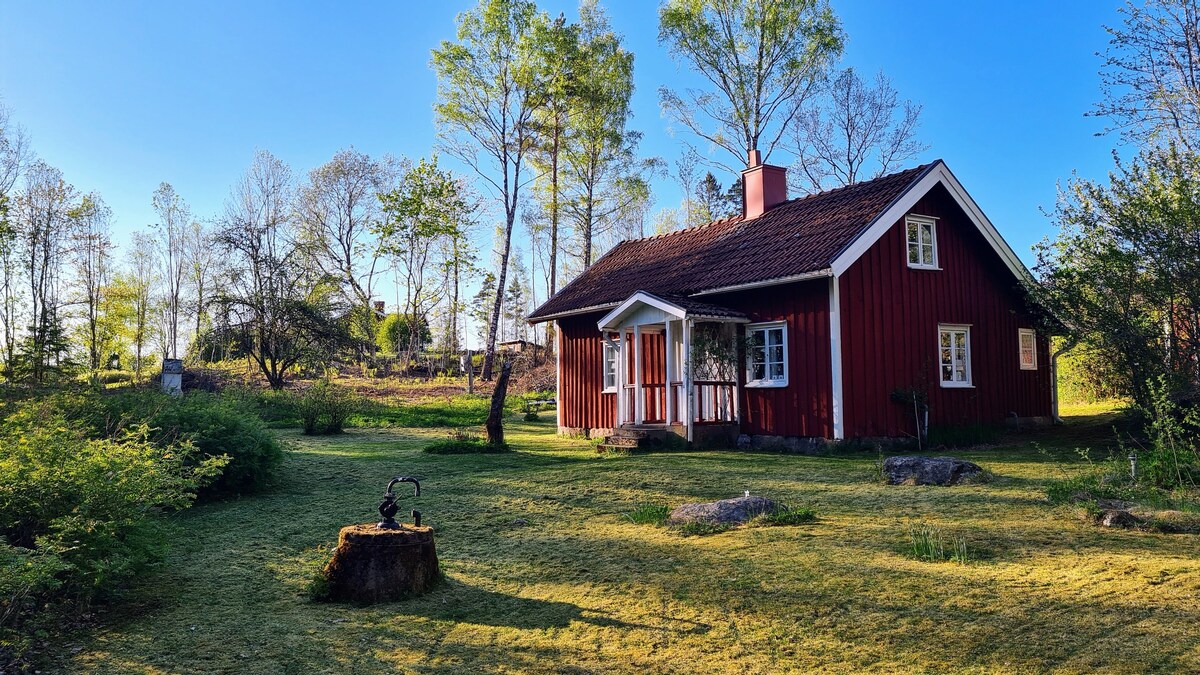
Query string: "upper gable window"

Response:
xmin=906 ymin=215 xmax=938 ymax=269
xmin=1019 ymin=328 xmax=1037 ymax=370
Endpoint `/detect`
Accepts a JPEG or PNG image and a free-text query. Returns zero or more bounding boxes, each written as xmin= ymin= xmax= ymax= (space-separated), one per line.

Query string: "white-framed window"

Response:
xmin=602 ymin=339 xmax=618 ymax=392
xmin=906 ymin=215 xmax=938 ymax=269
xmin=1019 ymin=328 xmax=1037 ymax=370
xmin=746 ymin=321 xmax=788 ymax=387
xmin=938 ymin=324 xmax=972 ymax=387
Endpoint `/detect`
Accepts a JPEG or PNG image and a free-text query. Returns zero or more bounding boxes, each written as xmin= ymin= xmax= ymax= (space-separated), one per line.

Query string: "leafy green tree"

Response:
xmin=375 ymin=312 xmax=432 ymax=356
xmin=376 ymin=156 xmax=474 ymax=370
xmin=526 ymin=13 xmax=580 ymax=308
xmin=658 ymin=0 xmax=843 ymax=169
xmin=563 ymin=0 xmax=659 ymax=269
xmin=1033 ymin=145 xmax=1200 ymax=410
xmin=431 ymin=0 xmax=540 ymax=380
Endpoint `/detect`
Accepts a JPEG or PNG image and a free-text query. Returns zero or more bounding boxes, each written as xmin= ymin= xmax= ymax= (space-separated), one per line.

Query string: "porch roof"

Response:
xmin=597 ymin=291 xmax=747 ymax=331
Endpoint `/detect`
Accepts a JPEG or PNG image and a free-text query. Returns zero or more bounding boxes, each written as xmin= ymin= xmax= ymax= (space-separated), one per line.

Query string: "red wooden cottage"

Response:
xmin=528 ymin=152 xmax=1054 ymax=446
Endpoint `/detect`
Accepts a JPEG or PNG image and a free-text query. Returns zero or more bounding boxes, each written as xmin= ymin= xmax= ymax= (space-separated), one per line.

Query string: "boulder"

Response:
xmin=1098 ymin=509 xmax=1144 ymax=529
xmin=667 ymin=495 xmax=776 ymax=526
xmin=882 ymin=456 xmax=985 ymax=486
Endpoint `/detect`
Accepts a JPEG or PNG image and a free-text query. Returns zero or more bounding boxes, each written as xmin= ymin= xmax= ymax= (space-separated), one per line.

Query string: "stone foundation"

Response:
xmin=737 ymin=434 xmax=827 ymax=454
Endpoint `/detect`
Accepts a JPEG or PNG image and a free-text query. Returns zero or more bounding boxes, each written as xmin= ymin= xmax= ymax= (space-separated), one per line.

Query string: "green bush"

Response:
xmin=298 ymin=380 xmax=359 ymax=435
xmin=80 ymin=390 xmax=285 ymax=497
xmin=223 ymin=386 xmax=303 ymax=429
xmin=0 ymin=400 xmax=223 ymax=661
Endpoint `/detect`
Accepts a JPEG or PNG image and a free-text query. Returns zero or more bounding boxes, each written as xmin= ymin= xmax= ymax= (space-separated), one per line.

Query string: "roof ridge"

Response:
xmin=773 ymin=161 xmax=937 ymax=209
xmin=614 ymin=162 xmax=935 ymax=246
xmin=616 ymin=213 xmax=744 ymax=245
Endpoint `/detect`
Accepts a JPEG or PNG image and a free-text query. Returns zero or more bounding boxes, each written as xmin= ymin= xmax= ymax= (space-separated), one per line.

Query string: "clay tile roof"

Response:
xmin=654 ymin=294 xmax=747 ymax=319
xmin=529 ymin=162 xmax=937 ymax=321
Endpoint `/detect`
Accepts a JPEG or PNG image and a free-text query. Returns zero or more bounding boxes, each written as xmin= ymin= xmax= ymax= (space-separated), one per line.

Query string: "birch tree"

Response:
xmin=0 ymin=103 xmax=30 ymax=374
xmin=1092 ymin=0 xmax=1200 ymax=151
xmin=431 ymin=0 xmax=540 ymax=380
xmin=658 ymin=0 xmax=843 ymax=170
xmin=376 ymin=157 xmax=473 ymax=369
xmin=151 ymin=183 xmax=189 ymax=359
xmin=13 ymin=162 xmax=77 ymax=381
xmin=298 ymin=149 xmax=396 ymax=364
xmin=184 ymin=218 xmax=218 ymax=354
xmin=790 ymin=68 xmax=927 ymax=193
xmin=127 ymin=232 xmax=157 ymax=381
xmin=563 ymin=0 xmax=657 ymax=269
xmin=71 ymin=194 xmax=114 ymax=374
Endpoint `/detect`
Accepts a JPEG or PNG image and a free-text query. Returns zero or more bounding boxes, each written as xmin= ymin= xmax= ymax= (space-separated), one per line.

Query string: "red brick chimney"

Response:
xmin=741 ymin=148 xmax=788 ymax=219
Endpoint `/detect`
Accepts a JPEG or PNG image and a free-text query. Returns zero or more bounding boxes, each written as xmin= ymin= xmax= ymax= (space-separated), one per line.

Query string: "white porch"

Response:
xmin=597 ymin=292 xmax=747 ymax=442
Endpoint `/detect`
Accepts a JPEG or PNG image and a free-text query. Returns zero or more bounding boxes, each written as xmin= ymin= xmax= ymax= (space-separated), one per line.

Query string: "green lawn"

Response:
xmin=58 ymin=415 xmax=1199 ymax=674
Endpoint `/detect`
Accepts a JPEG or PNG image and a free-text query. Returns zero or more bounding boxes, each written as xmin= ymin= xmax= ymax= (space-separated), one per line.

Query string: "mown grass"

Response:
xmin=50 ymin=408 xmax=1200 ymax=674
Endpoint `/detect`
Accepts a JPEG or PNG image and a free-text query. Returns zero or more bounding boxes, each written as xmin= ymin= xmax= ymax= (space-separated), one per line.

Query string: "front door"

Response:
xmin=640 ymin=331 xmax=667 ymax=423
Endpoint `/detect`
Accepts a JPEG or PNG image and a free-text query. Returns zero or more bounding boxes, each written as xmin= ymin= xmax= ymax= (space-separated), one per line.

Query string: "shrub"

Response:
xmin=222 ymin=385 xmax=303 ymax=428
xmin=1133 ymin=378 xmax=1200 ymax=490
xmin=79 ymin=389 xmax=285 ymax=497
xmin=298 ymin=380 xmax=359 ymax=435
xmin=424 ymin=429 xmax=509 ymax=454
xmin=0 ymin=402 xmax=223 ymax=662
xmin=908 ymin=522 xmax=969 ymax=563
xmin=624 ymin=503 xmax=670 ymax=525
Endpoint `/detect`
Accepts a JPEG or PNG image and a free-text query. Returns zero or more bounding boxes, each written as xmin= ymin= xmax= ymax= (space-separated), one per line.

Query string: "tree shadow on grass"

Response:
xmin=385 ymin=575 xmax=708 ymax=635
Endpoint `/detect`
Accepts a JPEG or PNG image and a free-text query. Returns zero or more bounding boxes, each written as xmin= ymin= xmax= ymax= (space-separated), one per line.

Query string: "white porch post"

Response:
xmin=664 ymin=320 xmax=675 ymax=426
xmin=618 ymin=330 xmax=629 ymax=426
xmin=683 ymin=318 xmax=694 ymax=442
xmin=554 ymin=321 xmax=563 ymax=430
xmin=730 ymin=323 xmax=740 ymax=423
xmin=633 ymin=324 xmax=644 ymax=424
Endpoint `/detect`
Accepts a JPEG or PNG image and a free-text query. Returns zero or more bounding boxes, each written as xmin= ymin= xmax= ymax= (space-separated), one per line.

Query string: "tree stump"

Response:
xmin=323 ymin=524 xmax=439 ymax=602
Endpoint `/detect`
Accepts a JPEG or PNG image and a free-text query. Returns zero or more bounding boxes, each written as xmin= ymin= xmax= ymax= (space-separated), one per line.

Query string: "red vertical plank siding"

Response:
xmin=557 ymin=313 xmax=615 ymax=430
xmin=705 ymin=280 xmax=833 ymax=438
xmin=838 ymin=184 xmax=1053 ymax=437
xmin=640 ymin=332 xmax=666 ymax=385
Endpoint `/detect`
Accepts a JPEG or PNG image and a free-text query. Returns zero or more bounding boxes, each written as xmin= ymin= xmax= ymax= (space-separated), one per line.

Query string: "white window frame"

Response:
xmin=1019 ymin=328 xmax=1038 ymax=370
xmin=745 ymin=321 xmax=788 ymax=388
xmin=906 ymin=214 xmax=939 ymax=270
xmin=601 ymin=339 xmax=618 ymax=393
xmin=938 ymin=324 xmax=973 ymax=388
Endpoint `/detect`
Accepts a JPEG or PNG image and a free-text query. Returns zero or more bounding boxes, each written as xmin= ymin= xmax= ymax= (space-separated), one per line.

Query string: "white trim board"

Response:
xmin=828 ymin=276 xmax=844 ymax=440
xmin=830 ymin=161 xmax=1034 ymax=285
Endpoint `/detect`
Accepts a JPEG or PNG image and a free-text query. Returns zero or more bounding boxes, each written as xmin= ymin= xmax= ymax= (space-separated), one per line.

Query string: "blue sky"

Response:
xmin=0 ymin=1 xmax=1119 ymax=315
